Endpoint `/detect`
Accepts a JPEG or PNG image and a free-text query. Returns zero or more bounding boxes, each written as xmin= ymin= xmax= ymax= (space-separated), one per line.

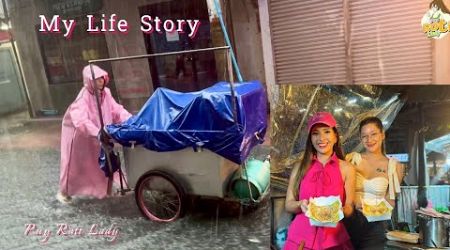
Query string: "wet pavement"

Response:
xmin=0 ymin=113 xmax=270 ymax=249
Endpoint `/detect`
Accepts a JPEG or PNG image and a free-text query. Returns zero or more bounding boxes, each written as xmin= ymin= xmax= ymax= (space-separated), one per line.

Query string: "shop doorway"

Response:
xmin=139 ymin=0 xmax=218 ymax=92
xmin=0 ymin=46 xmax=26 ymax=115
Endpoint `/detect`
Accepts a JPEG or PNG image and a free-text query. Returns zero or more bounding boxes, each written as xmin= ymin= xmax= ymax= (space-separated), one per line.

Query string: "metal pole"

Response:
xmin=417 ymin=103 xmax=428 ymax=208
xmin=213 ymin=0 xmax=243 ymax=82
xmin=89 ymin=64 xmax=105 ymax=130
xmin=226 ymin=49 xmax=238 ymax=125
xmin=118 ymin=166 xmax=124 ymax=194
xmin=89 ymin=46 xmax=230 ymax=63
xmin=89 ymin=63 xmax=113 ymax=195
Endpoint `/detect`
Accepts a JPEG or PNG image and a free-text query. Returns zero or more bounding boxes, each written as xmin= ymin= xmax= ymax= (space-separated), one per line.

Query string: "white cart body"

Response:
xmin=123 ymin=146 xmax=240 ymax=198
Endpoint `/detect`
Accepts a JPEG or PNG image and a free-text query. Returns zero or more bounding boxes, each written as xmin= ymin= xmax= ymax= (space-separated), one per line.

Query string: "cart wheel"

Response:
xmin=135 ymin=170 xmax=185 ymax=222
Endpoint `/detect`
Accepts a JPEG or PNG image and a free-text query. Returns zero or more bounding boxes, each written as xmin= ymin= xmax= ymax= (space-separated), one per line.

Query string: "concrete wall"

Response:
xmin=8 ymin=0 xmax=169 ymax=116
xmin=229 ymin=0 xmax=265 ymax=84
xmin=9 ymin=0 xmax=261 ymax=116
xmin=103 ymin=0 xmax=161 ymax=113
xmin=258 ymin=0 xmax=277 ymax=110
xmin=9 ymin=0 xmax=54 ymax=117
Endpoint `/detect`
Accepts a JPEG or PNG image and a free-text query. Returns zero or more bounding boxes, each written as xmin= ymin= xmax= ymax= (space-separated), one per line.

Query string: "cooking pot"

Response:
xmin=417 ymin=213 xmax=449 ymax=248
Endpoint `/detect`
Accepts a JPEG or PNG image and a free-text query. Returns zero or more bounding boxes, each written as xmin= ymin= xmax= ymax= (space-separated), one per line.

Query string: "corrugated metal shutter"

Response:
xmin=268 ymin=0 xmax=432 ymax=85
xmin=350 ymin=0 xmax=432 ymax=84
xmin=269 ymin=0 xmax=347 ymax=84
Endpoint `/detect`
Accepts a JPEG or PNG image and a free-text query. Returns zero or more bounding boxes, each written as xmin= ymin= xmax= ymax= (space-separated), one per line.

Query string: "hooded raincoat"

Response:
xmin=59 ymin=65 xmax=132 ymax=199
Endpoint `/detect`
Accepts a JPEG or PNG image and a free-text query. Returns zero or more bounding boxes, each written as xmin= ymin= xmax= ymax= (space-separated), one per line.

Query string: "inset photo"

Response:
xmin=270 ymin=85 xmax=450 ymax=249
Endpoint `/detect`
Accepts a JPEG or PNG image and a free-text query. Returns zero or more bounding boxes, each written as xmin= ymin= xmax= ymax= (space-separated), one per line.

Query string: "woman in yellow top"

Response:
xmin=344 ymin=116 xmax=405 ymax=249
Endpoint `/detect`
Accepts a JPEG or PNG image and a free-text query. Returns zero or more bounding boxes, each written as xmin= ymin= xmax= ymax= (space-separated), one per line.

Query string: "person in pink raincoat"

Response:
xmin=56 ymin=65 xmax=132 ymax=203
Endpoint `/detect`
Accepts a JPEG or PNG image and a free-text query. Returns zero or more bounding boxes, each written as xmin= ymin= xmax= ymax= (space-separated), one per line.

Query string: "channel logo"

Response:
xmin=422 ymin=5 xmax=450 ymax=39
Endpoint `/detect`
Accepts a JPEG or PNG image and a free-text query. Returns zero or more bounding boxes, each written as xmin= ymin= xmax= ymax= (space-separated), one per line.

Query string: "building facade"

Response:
xmin=7 ymin=0 xmax=265 ymax=117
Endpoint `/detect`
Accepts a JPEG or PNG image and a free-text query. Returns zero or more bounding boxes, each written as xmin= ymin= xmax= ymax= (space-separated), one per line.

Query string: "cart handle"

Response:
xmin=88 ymin=46 xmax=230 ymax=63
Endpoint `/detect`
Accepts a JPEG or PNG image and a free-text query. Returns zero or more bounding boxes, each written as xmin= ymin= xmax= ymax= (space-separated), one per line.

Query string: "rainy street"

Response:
xmin=0 ymin=113 xmax=270 ymax=250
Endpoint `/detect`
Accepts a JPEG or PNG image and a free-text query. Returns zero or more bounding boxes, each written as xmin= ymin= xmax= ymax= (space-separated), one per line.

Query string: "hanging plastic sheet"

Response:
xmin=105 ymin=81 xmax=267 ymax=165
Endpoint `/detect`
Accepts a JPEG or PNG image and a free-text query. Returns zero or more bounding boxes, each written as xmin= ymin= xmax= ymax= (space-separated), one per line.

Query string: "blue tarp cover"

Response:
xmin=105 ymin=81 xmax=267 ymax=164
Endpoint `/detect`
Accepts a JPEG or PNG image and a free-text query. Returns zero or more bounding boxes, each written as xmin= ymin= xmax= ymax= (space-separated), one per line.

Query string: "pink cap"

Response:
xmin=307 ymin=112 xmax=337 ymax=132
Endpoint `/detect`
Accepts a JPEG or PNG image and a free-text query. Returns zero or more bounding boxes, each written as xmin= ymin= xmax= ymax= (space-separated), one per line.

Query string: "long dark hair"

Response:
xmin=430 ymin=0 xmax=450 ymax=14
xmin=359 ymin=116 xmax=386 ymax=154
xmin=292 ymin=127 xmax=345 ymax=199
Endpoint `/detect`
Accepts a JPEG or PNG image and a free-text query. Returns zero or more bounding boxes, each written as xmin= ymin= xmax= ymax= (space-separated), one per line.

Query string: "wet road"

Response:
xmin=0 ymin=115 xmax=270 ymax=249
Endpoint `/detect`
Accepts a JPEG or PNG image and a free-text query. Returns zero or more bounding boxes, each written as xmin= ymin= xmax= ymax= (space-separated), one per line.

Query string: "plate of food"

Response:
xmin=361 ymin=198 xmax=393 ymax=222
xmin=305 ymin=196 xmax=344 ymax=228
xmin=385 ymin=230 xmax=419 ymax=244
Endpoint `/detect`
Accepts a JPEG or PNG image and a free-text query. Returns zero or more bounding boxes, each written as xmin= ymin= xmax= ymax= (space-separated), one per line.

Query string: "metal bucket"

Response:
xmin=417 ymin=213 xmax=450 ymax=248
xmin=231 ymin=159 xmax=270 ymax=200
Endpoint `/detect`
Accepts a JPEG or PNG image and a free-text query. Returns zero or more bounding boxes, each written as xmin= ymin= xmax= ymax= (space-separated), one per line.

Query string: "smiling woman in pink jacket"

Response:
xmin=56 ymin=65 xmax=132 ymax=203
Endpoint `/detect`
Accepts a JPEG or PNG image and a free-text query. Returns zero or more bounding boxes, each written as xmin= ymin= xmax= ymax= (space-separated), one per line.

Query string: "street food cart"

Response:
xmin=90 ymin=47 xmax=270 ymax=222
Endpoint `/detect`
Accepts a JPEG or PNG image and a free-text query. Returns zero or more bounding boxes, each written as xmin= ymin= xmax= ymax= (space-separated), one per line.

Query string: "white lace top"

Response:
xmin=356 ymin=173 xmax=389 ymax=200
xmin=346 ymin=152 xmax=401 ymax=202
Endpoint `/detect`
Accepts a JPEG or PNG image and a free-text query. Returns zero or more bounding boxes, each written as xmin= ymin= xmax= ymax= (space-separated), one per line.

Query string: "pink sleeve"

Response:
xmin=112 ymin=102 xmax=132 ymax=123
xmin=68 ymin=98 xmax=99 ymax=137
xmin=105 ymin=89 xmax=132 ymax=123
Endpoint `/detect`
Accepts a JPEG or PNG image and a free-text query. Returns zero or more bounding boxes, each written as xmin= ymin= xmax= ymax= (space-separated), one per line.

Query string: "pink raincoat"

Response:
xmin=59 ymin=65 xmax=132 ymax=199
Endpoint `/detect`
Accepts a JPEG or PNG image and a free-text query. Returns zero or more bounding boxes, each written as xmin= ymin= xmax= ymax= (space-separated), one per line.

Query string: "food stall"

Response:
xmin=269 ymin=85 xmax=450 ymax=249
